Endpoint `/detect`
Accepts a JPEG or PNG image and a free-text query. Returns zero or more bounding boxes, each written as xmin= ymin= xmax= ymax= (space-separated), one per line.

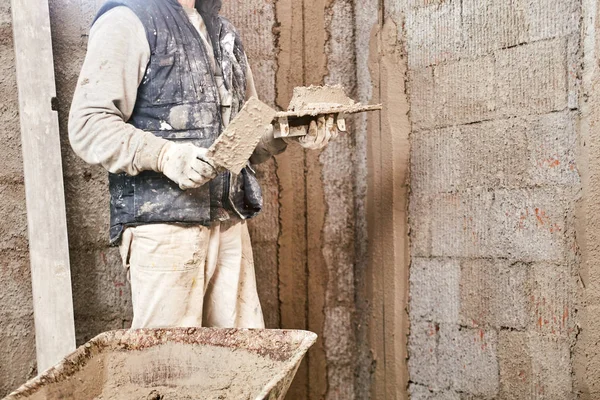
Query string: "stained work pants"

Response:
xmin=119 ymin=221 xmax=265 ymax=329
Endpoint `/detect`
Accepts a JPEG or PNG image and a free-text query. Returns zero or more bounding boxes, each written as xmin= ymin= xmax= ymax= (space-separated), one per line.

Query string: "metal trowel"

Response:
xmin=204 ymin=97 xmax=277 ymax=175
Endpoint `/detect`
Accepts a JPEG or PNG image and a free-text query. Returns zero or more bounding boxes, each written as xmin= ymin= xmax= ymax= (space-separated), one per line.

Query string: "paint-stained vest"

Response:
xmin=94 ymin=0 xmax=262 ymax=243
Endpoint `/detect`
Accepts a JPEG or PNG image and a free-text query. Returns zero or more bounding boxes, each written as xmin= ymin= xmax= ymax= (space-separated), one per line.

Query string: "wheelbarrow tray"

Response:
xmin=5 ymin=328 xmax=317 ymax=400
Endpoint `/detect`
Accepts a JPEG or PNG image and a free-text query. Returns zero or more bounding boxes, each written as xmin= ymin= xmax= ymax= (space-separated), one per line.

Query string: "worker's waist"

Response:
xmin=108 ymin=167 xmax=262 ymax=245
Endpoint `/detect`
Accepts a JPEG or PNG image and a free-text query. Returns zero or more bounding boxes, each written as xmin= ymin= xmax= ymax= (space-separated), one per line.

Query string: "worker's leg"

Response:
xmin=120 ymin=224 xmax=210 ymax=329
xmin=203 ymin=221 xmax=265 ymax=328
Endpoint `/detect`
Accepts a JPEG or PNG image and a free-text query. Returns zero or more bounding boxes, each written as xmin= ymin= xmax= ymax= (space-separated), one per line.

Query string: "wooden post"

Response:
xmin=11 ymin=0 xmax=76 ymax=372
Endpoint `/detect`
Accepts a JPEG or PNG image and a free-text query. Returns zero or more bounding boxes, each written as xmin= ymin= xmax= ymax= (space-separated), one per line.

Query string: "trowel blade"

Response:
xmin=205 ymin=97 xmax=277 ymax=175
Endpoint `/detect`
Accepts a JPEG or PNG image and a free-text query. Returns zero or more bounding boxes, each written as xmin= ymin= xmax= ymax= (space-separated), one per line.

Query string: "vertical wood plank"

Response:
xmin=11 ymin=0 xmax=76 ymax=372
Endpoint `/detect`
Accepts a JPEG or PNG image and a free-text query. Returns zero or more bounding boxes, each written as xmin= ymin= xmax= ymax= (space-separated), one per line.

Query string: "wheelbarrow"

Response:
xmin=4 ymin=328 xmax=317 ymax=400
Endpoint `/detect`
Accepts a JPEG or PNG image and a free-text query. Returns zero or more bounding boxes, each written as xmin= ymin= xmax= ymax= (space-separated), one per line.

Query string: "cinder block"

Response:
xmin=410 ymin=323 xmax=500 ymax=396
xmin=409 ymin=321 xmax=451 ymax=389
xmin=434 ymin=56 xmax=497 ymax=127
xmin=459 ymin=119 xmax=528 ymax=189
xmin=431 ymin=188 xmax=567 ymax=262
xmin=410 ymin=258 xmax=460 ymax=324
xmin=430 ymin=189 xmax=495 ymax=258
xmin=496 ymin=39 xmax=568 ymax=118
xmin=409 ymin=384 xmax=460 ymax=400
xmin=406 ymin=1 xmax=462 ymax=69
xmin=410 ymin=111 xmax=579 ymax=194
xmin=498 ymin=331 xmax=531 ymax=400
xmin=498 ymin=331 xmax=573 ymax=399
xmin=409 ymin=193 xmax=433 ymax=257
xmin=490 ymin=188 xmax=567 ymax=262
xmin=439 ymin=326 xmax=499 ymax=396
xmin=460 ymin=260 xmax=529 ymax=329
xmin=462 ymin=0 xmax=528 ymax=56
xmin=530 ymin=334 xmax=573 ymax=399
xmin=525 ymin=0 xmax=581 ymax=42
xmin=411 ymin=127 xmax=461 ymax=193
xmin=70 ymin=247 xmax=132 ymax=323
xmin=531 ymin=263 xmax=575 ymax=337
xmin=525 ymin=111 xmax=579 ymax=187
xmin=408 ymin=67 xmax=437 ymax=131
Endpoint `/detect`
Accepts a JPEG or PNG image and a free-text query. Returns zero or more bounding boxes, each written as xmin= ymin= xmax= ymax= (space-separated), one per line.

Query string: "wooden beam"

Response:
xmin=11 ymin=0 xmax=76 ymax=372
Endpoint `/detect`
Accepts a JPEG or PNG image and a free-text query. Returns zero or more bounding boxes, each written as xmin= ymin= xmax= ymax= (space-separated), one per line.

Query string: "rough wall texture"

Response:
xmin=405 ymin=0 xmax=582 ymax=399
xmin=1 ymin=0 xmax=591 ymax=399
xmin=0 ymin=0 xmax=365 ymax=398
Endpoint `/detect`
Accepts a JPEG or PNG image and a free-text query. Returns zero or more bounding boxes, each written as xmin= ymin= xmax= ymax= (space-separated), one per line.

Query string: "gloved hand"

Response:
xmin=250 ymin=124 xmax=288 ymax=165
xmin=158 ymin=142 xmax=217 ymax=190
xmin=297 ymin=114 xmax=339 ymax=150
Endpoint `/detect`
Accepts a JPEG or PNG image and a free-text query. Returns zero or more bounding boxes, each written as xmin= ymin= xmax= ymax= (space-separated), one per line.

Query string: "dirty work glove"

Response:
xmin=158 ymin=142 xmax=217 ymax=190
xmin=297 ymin=115 xmax=339 ymax=150
xmin=250 ymin=124 xmax=288 ymax=165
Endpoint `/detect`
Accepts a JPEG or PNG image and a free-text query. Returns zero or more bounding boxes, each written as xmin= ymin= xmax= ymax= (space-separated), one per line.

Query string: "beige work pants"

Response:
xmin=119 ymin=221 xmax=265 ymax=329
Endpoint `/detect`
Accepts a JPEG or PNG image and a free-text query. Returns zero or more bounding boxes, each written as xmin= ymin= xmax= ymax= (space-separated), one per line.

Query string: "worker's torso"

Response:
xmin=94 ymin=0 xmax=262 ymax=243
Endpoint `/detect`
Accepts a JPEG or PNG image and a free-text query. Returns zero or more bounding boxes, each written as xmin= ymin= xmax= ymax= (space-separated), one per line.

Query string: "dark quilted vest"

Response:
xmin=94 ymin=0 xmax=262 ymax=243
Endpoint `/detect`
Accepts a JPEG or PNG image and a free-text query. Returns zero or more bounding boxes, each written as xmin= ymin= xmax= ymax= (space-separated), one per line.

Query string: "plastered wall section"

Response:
xmin=576 ymin=0 xmax=600 ymax=397
xmin=406 ymin=0 xmax=582 ymax=399
xmin=354 ymin=1 xmax=413 ymax=399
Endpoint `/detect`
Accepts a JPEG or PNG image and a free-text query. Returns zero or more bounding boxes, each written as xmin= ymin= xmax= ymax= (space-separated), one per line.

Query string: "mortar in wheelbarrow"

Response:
xmin=5 ymin=328 xmax=317 ymax=400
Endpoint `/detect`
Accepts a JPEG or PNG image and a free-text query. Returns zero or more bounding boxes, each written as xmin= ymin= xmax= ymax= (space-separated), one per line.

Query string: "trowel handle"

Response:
xmin=273 ymin=114 xmax=347 ymax=139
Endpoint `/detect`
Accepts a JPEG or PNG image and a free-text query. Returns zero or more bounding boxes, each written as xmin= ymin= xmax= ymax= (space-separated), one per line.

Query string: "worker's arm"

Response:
xmin=68 ymin=7 xmax=168 ymax=176
xmin=69 ymin=7 xmax=215 ymax=189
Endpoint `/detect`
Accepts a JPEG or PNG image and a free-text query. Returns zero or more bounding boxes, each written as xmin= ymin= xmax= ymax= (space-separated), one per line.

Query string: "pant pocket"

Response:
xmin=119 ymin=227 xmax=134 ymax=270
xmin=129 ymin=224 xmax=207 ymax=272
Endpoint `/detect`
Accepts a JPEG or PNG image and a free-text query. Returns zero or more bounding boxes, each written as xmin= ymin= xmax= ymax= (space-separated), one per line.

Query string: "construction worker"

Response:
xmin=69 ymin=0 xmax=336 ymax=329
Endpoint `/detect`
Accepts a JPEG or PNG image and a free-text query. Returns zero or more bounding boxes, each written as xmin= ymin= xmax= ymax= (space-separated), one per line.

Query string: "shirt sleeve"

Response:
xmin=68 ymin=7 xmax=169 ymax=176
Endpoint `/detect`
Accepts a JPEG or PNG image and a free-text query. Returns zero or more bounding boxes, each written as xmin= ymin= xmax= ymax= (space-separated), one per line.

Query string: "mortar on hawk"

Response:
xmin=273 ymin=85 xmax=383 ymax=140
xmin=205 ymin=85 xmax=382 ymax=175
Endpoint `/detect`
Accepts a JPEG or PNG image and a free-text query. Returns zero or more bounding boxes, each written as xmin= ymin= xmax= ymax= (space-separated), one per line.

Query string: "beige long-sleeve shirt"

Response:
xmin=69 ymin=6 xmax=259 ymax=176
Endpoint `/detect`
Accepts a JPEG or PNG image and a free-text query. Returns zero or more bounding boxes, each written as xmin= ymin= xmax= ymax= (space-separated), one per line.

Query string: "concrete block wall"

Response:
xmin=0 ymin=0 xmax=590 ymax=398
xmin=407 ymin=0 xmax=582 ymax=399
